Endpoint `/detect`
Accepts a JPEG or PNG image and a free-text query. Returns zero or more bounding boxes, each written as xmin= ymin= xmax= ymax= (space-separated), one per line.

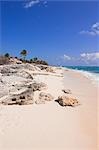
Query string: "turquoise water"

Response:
xmin=64 ymin=66 xmax=99 ymax=74
xmin=63 ymin=66 xmax=99 ymax=83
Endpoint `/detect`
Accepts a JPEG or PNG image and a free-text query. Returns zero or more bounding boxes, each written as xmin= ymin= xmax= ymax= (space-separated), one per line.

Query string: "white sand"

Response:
xmin=0 ymin=68 xmax=98 ymax=150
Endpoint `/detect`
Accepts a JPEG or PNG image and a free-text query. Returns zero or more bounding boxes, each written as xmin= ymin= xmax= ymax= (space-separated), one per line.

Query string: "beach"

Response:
xmin=0 ymin=65 xmax=98 ymax=150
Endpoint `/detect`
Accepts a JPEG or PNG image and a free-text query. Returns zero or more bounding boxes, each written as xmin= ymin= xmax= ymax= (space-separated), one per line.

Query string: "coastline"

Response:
xmin=63 ymin=66 xmax=99 ymax=86
xmin=0 ymin=65 xmax=98 ymax=150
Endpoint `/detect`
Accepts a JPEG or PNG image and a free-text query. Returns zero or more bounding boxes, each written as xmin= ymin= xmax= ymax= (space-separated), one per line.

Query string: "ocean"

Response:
xmin=64 ymin=66 xmax=99 ymax=84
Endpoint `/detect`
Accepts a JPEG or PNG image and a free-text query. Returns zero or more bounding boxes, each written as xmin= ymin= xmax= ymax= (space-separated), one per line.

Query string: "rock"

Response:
xmin=37 ymin=65 xmax=55 ymax=73
xmin=35 ymin=92 xmax=54 ymax=104
xmin=39 ymin=92 xmax=53 ymax=101
xmin=56 ymin=95 xmax=79 ymax=107
xmin=9 ymin=57 xmax=22 ymax=64
xmin=37 ymin=65 xmax=48 ymax=70
xmin=0 ymin=67 xmax=17 ymax=75
xmin=35 ymin=98 xmax=45 ymax=104
xmin=17 ymin=70 xmax=33 ymax=80
xmin=46 ymin=67 xmax=55 ymax=73
xmin=0 ymin=88 xmax=34 ymax=105
xmin=62 ymin=89 xmax=72 ymax=94
xmin=30 ymin=82 xmax=47 ymax=91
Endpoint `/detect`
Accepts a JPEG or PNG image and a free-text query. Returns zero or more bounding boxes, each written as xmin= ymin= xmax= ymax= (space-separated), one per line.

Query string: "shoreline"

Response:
xmin=62 ymin=66 xmax=99 ymax=86
xmin=63 ymin=69 xmax=98 ymax=149
xmin=0 ymin=64 xmax=98 ymax=150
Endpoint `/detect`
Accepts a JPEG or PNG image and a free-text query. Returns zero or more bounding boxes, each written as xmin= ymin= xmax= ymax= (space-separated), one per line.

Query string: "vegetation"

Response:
xmin=20 ymin=49 xmax=27 ymax=61
xmin=30 ymin=57 xmax=48 ymax=65
xmin=0 ymin=55 xmax=9 ymax=65
xmin=0 ymin=50 xmax=48 ymax=66
xmin=4 ymin=53 xmax=10 ymax=58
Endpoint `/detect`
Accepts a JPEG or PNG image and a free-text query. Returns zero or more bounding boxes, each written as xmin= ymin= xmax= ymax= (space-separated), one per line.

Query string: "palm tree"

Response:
xmin=4 ymin=53 xmax=10 ymax=58
xmin=20 ymin=49 xmax=27 ymax=61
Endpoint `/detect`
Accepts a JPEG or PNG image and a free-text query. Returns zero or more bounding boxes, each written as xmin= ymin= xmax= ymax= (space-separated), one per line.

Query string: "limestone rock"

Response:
xmin=30 ymin=82 xmax=47 ymax=91
xmin=46 ymin=67 xmax=55 ymax=73
xmin=17 ymin=70 xmax=33 ymax=80
xmin=35 ymin=92 xmax=53 ymax=104
xmin=0 ymin=67 xmax=17 ymax=75
xmin=56 ymin=95 xmax=79 ymax=107
xmin=37 ymin=65 xmax=55 ymax=73
xmin=39 ymin=92 xmax=53 ymax=101
xmin=1 ymin=88 xmax=34 ymax=105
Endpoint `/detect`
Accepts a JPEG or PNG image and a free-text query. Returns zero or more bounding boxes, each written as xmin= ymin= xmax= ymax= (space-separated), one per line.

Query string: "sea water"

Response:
xmin=64 ymin=66 xmax=99 ymax=85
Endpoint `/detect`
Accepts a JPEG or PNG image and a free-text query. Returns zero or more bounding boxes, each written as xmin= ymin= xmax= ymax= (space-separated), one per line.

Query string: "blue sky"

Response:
xmin=0 ymin=0 xmax=99 ymax=65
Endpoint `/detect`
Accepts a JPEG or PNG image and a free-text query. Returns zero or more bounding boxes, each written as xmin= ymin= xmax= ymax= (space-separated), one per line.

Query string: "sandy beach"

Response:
xmin=1 ymin=0 xmax=99 ymax=149
xmin=0 ymin=65 xmax=98 ymax=150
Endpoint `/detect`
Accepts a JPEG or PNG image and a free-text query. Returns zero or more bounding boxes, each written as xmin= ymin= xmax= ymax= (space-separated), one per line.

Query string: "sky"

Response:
xmin=0 ymin=0 xmax=99 ymax=66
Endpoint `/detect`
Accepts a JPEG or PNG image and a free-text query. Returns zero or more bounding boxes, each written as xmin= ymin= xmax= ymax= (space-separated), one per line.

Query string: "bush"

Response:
xmin=0 ymin=56 xmax=9 ymax=65
xmin=36 ymin=60 xmax=48 ymax=65
xmin=29 ymin=59 xmax=48 ymax=65
xmin=4 ymin=53 xmax=10 ymax=58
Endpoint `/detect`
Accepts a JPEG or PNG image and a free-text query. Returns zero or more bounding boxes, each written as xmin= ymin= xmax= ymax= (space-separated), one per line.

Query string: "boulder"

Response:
xmin=56 ymin=95 xmax=79 ymax=107
xmin=39 ymin=92 xmax=53 ymax=101
xmin=35 ymin=92 xmax=53 ymax=104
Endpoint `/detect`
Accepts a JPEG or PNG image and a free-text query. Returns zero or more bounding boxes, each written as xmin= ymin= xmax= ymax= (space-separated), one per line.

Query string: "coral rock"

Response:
xmin=56 ymin=95 xmax=79 ymax=107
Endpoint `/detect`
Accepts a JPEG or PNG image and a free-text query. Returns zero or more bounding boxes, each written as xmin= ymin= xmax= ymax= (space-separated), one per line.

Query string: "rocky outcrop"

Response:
xmin=46 ymin=67 xmax=55 ymax=73
xmin=0 ymin=88 xmax=34 ymax=105
xmin=35 ymin=92 xmax=54 ymax=104
xmin=17 ymin=70 xmax=33 ymax=80
xmin=30 ymin=82 xmax=47 ymax=91
xmin=56 ymin=95 xmax=79 ymax=107
xmin=0 ymin=80 xmax=47 ymax=105
xmin=37 ymin=65 xmax=55 ymax=73
xmin=0 ymin=64 xmax=41 ymax=76
xmin=0 ymin=66 xmax=17 ymax=75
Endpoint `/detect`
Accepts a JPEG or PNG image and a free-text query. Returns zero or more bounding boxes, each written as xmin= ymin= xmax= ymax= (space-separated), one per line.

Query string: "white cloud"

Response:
xmin=24 ymin=0 xmax=47 ymax=8
xmin=80 ymin=30 xmax=96 ymax=36
xmin=60 ymin=52 xmax=99 ymax=65
xmin=24 ymin=0 xmax=40 ymax=8
xmin=91 ymin=22 xmax=99 ymax=35
xmin=80 ymin=22 xmax=99 ymax=36
xmin=63 ymin=54 xmax=71 ymax=60
xmin=80 ymin=52 xmax=99 ymax=61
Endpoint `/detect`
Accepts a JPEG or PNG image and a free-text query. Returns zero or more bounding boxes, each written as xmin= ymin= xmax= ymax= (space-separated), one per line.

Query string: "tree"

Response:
xmin=20 ymin=49 xmax=27 ymax=61
xmin=33 ymin=57 xmax=38 ymax=61
xmin=4 ymin=53 xmax=10 ymax=58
